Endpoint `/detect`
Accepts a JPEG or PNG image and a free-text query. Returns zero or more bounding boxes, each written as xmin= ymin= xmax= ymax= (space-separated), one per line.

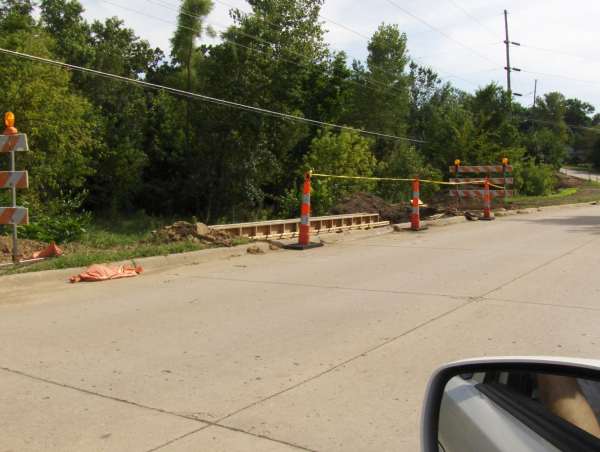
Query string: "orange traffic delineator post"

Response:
xmin=410 ymin=178 xmax=427 ymax=231
xmin=481 ymin=177 xmax=495 ymax=221
xmin=284 ymin=172 xmax=324 ymax=250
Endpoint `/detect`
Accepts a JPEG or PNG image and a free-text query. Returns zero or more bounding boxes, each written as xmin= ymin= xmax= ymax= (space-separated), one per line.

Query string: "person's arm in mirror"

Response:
xmin=537 ymin=374 xmax=600 ymax=438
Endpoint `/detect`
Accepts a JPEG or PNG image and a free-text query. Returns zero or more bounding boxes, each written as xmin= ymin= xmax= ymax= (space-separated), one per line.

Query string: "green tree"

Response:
xmin=302 ymin=129 xmax=376 ymax=214
xmin=0 ymin=27 xmax=98 ymax=214
xmin=171 ymin=0 xmax=213 ymax=151
xmin=187 ymin=0 xmax=331 ymax=221
xmin=39 ymin=0 xmax=92 ymax=66
xmin=525 ymin=92 xmax=569 ymax=167
xmin=564 ymin=98 xmax=594 ymax=126
xmin=348 ymin=24 xmax=410 ymax=162
xmin=376 ymin=146 xmax=441 ymax=203
xmin=0 ymin=0 xmax=34 ymax=33
xmin=77 ymin=16 xmax=161 ymax=212
xmin=171 ymin=0 xmax=213 ymax=92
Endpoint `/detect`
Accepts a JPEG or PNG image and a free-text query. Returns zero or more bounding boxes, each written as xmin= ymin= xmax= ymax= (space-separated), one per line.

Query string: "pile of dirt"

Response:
xmin=150 ymin=221 xmax=235 ymax=247
xmin=0 ymin=235 xmax=47 ymax=263
xmin=331 ymin=192 xmax=409 ymax=223
xmin=331 ymin=192 xmax=440 ymax=224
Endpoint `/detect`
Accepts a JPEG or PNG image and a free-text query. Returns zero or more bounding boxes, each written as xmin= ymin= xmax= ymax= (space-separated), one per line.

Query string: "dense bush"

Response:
xmin=375 ymin=145 xmax=442 ymax=203
xmin=19 ymin=194 xmax=92 ymax=244
xmin=514 ymin=160 xmax=557 ymax=196
xmin=302 ymin=129 xmax=377 ymax=215
xmin=20 ymin=212 xmax=91 ymax=244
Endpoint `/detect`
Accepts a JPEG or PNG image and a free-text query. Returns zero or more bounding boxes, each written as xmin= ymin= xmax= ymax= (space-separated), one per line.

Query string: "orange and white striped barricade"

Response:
xmin=449 ymin=160 xmax=514 ymax=219
xmin=284 ymin=172 xmax=324 ymax=250
xmin=0 ymin=207 xmax=29 ymax=225
xmin=1 ymin=112 xmax=30 ymax=263
xmin=0 ymin=171 xmax=28 ymax=189
xmin=0 ymin=133 xmax=28 ymax=153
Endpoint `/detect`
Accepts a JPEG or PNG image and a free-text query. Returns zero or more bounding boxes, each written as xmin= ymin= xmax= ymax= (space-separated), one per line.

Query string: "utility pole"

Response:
xmin=504 ymin=10 xmax=511 ymax=95
xmin=503 ymin=10 xmax=522 ymax=102
xmin=533 ymin=79 xmax=538 ymax=108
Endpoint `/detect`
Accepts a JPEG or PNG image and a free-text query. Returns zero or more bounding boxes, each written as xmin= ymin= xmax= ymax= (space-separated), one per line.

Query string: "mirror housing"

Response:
xmin=421 ymin=357 xmax=600 ymax=452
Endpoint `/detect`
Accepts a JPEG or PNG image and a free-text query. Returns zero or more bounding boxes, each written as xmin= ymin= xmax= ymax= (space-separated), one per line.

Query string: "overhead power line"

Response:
xmin=521 ymin=69 xmax=600 ymax=86
xmin=148 ymin=0 xmax=482 ymax=86
xmin=413 ymin=41 xmax=501 ymax=61
xmin=143 ymin=0 xmax=481 ymax=87
xmin=444 ymin=0 xmax=497 ymax=39
xmin=0 ymin=47 xmax=426 ymax=143
xmin=518 ymin=44 xmax=600 ymax=64
xmin=210 ymin=0 xmax=375 ymax=43
xmin=384 ymin=0 xmax=499 ymax=66
xmin=131 ymin=0 xmax=410 ymax=97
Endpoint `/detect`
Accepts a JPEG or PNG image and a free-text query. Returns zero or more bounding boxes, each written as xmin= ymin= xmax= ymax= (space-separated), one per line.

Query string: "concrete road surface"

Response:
xmin=562 ymin=167 xmax=600 ymax=183
xmin=2 ymin=204 xmax=600 ymax=451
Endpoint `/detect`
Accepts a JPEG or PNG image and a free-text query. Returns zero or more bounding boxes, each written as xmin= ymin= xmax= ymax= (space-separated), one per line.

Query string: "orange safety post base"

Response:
xmin=284 ymin=242 xmax=324 ymax=250
xmin=480 ymin=177 xmax=495 ymax=221
xmin=409 ymin=177 xmax=428 ymax=232
xmin=284 ymin=172 xmax=324 ymax=250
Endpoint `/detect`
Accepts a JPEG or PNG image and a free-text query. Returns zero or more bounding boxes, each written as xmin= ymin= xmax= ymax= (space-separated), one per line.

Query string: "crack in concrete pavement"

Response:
xmin=213 ymin=298 xmax=477 ymax=426
xmin=144 ymin=426 xmax=212 ymax=452
xmin=478 ymin=236 xmax=599 ymax=299
xmin=484 ymin=297 xmax=600 ymax=312
xmin=188 ymin=275 xmax=471 ymax=301
xmin=145 ymin=423 xmax=316 ymax=452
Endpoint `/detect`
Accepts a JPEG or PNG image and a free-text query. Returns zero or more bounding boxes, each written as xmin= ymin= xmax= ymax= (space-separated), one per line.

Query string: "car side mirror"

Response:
xmin=421 ymin=357 xmax=600 ymax=452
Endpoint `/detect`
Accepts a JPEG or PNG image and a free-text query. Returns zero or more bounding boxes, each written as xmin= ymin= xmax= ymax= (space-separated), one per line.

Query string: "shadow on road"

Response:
xmin=516 ymin=215 xmax=600 ymax=235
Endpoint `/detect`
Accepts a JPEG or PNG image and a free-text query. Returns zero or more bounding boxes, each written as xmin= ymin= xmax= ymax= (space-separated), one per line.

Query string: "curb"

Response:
xmin=2 ymin=242 xmax=273 ymax=288
xmin=390 ymin=200 xmax=600 ymax=231
xmin=4 ymin=201 xmax=599 ymax=287
xmin=392 ymin=216 xmax=466 ymax=232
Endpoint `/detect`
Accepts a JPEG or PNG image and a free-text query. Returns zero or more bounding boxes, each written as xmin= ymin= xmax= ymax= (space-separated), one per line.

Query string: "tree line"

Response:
xmin=0 ymin=0 xmax=599 ymax=227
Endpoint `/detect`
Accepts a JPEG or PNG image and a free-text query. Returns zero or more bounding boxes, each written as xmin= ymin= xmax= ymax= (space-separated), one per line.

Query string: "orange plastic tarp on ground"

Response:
xmin=32 ymin=242 xmax=63 ymax=259
xmin=70 ymin=264 xmax=143 ymax=283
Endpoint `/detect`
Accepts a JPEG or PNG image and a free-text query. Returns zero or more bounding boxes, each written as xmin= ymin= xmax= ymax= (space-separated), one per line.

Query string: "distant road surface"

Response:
xmin=562 ymin=166 xmax=600 ymax=182
xmin=2 ymin=204 xmax=600 ymax=451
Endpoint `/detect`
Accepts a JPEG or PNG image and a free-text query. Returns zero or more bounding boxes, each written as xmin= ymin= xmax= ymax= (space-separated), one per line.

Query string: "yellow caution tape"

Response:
xmin=310 ymin=172 xmax=507 ymax=188
xmin=311 ymin=173 xmax=412 ymax=182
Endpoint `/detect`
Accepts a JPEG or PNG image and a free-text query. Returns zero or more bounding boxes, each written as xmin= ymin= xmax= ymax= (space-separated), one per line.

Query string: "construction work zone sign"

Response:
xmin=0 ymin=133 xmax=28 ymax=153
xmin=0 ymin=170 xmax=28 ymax=189
xmin=449 ymin=164 xmax=514 ymax=198
xmin=0 ymin=207 xmax=28 ymax=225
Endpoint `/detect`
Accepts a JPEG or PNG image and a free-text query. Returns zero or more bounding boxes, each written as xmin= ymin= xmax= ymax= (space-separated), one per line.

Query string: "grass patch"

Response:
xmin=505 ymin=185 xmax=600 ymax=209
xmin=1 ymin=241 xmax=209 ymax=275
xmin=508 ymin=187 xmax=577 ymax=204
xmin=1 ymin=212 xmax=250 ymax=276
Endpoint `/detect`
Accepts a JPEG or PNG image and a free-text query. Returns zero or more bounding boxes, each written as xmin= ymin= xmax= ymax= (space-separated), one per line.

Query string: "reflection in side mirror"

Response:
xmin=421 ymin=358 xmax=600 ymax=452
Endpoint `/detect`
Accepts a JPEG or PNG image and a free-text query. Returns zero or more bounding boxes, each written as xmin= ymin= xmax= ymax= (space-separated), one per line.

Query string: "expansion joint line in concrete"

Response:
xmin=0 ymin=366 xmax=315 ymax=452
xmin=480 ymin=236 xmax=599 ymax=299
xmin=215 ymin=297 xmax=477 ymax=425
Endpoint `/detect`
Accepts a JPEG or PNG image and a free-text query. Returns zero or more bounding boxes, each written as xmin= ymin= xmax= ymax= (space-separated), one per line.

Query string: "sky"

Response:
xmin=79 ymin=0 xmax=600 ymax=112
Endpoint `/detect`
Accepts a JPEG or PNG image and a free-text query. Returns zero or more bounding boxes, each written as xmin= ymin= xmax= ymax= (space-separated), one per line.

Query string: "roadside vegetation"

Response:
xmin=0 ymin=213 xmax=248 ymax=274
xmin=505 ymin=175 xmax=600 ymax=209
xmin=1 ymin=0 xmax=600 ymax=273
